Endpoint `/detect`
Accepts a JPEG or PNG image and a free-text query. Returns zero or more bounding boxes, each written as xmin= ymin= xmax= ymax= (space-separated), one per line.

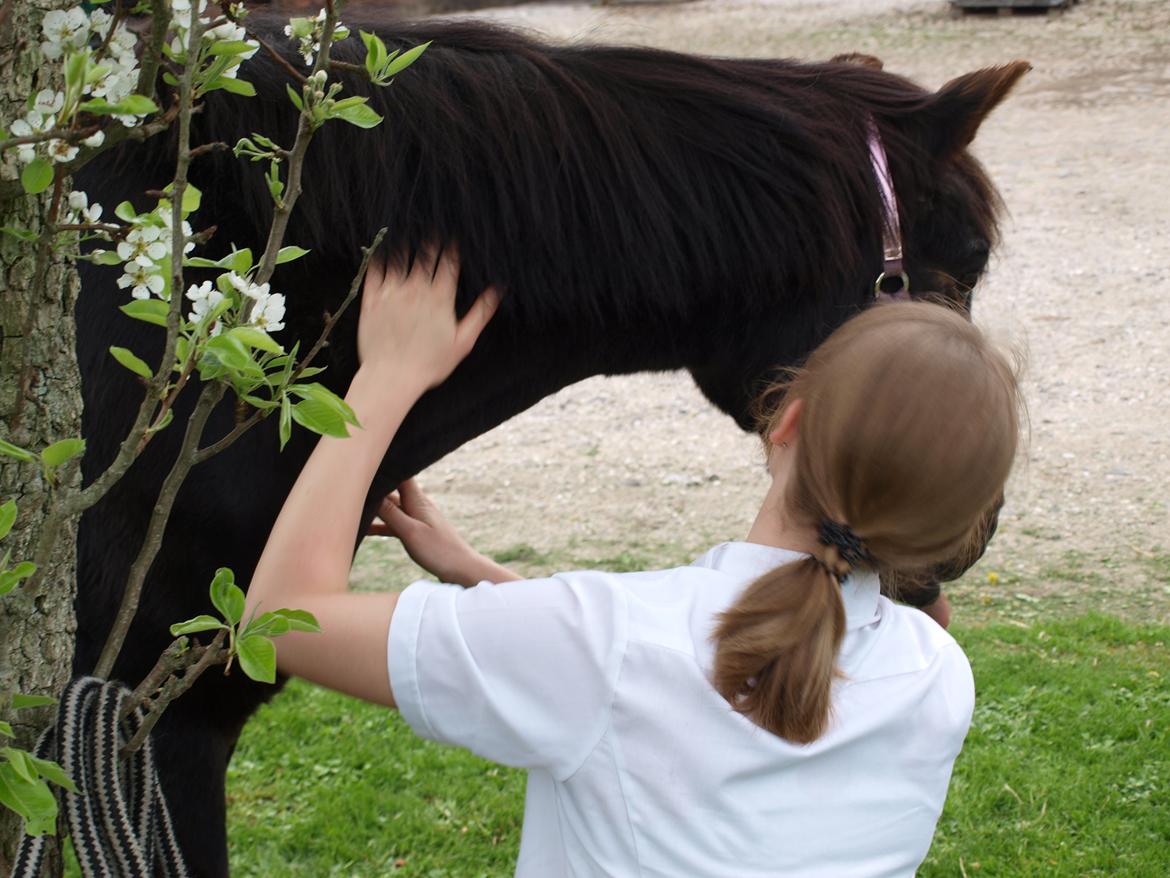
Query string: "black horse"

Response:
xmin=74 ymin=15 xmax=1027 ymax=875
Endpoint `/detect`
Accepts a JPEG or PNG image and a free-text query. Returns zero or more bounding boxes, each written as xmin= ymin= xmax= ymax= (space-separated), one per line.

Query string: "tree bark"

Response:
xmin=0 ymin=0 xmax=81 ymax=873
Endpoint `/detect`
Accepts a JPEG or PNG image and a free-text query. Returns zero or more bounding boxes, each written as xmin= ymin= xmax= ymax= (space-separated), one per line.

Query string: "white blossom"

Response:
xmin=186 ymin=280 xmax=225 ymax=333
xmin=117 ymin=264 xmax=166 ymax=300
xmin=41 ymin=8 xmax=89 ymax=61
xmin=66 ymin=190 xmax=103 ymax=225
xmin=33 ymin=89 xmax=64 ymax=119
xmin=8 ymin=119 xmax=37 ymax=164
xmin=117 ymin=224 xmax=168 ymax=267
xmin=227 ymin=271 xmax=268 ymax=300
xmin=82 ymin=130 xmax=105 ymax=148
xmin=250 ymin=290 xmax=286 ymax=333
xmin=47 ymin=138 xmax=79 ymax=163
xmin=159 ymin=211 xmax=196 ymax=255
xmin=108 ymin=26 xmax=139 ymax=63
xmin=88 ymin=9 xmax=111 ymax=34
xmin=286 ymin=9 xmax=348 ymax=67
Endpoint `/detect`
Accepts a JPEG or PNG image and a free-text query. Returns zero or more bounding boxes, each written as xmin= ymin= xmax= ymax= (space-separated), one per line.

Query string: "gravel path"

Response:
xmin=355 ymin=0 xmax=1170 ymax=624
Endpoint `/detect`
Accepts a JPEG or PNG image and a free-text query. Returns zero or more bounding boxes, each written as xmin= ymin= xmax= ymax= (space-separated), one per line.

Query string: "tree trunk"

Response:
xmin=0 ymin=0 xmax=82 ymax=872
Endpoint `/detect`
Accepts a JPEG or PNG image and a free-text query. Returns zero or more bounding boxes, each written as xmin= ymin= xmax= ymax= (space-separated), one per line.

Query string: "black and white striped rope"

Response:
xmin=10 ymin=676 xmax=189 ymax=878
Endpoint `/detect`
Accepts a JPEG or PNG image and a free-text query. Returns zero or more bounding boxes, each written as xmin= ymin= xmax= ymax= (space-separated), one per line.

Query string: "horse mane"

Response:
xmin=125 ymin=14 xmax=994 ymax=334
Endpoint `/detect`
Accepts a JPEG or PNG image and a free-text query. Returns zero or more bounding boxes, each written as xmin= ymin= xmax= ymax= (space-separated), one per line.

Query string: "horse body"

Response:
xmin=74 ymin=15 xmax=1025 ymax=874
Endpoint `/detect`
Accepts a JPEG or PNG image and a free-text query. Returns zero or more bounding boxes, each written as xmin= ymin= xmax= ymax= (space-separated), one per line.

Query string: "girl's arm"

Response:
xmin=242 ymin=251 xmax=499 ymax=707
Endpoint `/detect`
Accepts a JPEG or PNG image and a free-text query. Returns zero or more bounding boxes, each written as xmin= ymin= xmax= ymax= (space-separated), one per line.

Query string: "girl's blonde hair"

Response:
xmin=712 ymin=302 xmax=1021 ymax=743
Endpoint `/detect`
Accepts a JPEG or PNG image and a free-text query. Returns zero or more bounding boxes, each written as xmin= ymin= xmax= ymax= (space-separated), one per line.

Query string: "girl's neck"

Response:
xmin=745 ymin=474 xmax=820 ymax=557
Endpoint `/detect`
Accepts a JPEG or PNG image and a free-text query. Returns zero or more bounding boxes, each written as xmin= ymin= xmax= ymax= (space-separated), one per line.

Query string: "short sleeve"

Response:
xmin=387 ymin=573 xmax=629 ymax=780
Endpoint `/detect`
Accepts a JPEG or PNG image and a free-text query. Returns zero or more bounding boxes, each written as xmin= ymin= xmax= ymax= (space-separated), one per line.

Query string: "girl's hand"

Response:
xmin=369 ymin=479 xmax=520 ymax=587
xmin=358 ymin=248 xmax=500 ymax=390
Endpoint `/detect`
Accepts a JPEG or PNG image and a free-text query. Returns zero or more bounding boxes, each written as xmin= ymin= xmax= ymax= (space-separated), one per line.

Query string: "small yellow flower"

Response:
xmin=987 ymin=571 xmax=1000 ymax=585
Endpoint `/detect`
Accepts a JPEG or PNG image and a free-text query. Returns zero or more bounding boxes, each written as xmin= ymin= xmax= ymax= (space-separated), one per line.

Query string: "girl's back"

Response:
xmin=391 ymin=540 xmax=973 ymax=877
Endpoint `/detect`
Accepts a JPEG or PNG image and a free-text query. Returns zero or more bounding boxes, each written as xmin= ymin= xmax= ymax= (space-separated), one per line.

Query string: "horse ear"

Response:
xmin=925 ymin=61 xmax=1031 ymax=159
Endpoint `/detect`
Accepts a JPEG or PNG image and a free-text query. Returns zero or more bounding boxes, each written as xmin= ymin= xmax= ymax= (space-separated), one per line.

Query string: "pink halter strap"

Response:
xmin=866 ymin=116 xmax=910 ymax=301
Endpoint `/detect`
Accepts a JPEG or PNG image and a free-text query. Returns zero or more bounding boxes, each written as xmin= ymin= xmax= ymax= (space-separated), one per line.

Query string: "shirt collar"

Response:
xmin=693 ymin=541 xmax=882 ymax=631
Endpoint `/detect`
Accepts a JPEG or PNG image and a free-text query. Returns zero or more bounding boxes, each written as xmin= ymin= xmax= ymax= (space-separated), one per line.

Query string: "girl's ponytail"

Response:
xmin=711 ymin=302 xmax=1021 ymax=744
xmin=712 ymin=555 xmax=846 ymax=744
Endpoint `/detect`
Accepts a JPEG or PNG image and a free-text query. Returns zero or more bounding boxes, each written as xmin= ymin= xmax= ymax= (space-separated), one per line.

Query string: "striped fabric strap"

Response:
xmin=10 ymin=677 xmax=190 ymax=878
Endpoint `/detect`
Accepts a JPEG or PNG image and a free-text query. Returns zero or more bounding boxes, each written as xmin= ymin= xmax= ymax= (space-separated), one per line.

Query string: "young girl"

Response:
xmin=244 ymin=253 xmax=1020 ymax=876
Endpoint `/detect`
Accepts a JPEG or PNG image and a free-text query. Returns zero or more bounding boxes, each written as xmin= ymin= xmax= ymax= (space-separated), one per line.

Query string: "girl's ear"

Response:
xmin=768 ymin=399 xmax=804 ymax=448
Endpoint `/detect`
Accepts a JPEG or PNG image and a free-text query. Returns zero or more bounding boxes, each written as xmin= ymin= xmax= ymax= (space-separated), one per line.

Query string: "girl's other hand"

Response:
xmin=368 ymin=479 xmax=491 ymax=587
xmin=358 ymin=248 xmax=500 ymax=390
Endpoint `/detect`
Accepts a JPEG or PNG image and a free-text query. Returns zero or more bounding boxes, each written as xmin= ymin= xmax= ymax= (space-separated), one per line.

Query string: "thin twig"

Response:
xmin=121 ymin=629 xmax=229 ymax=755
xmin=248 ymin=27 xmax=309 ymax=86
xmin=327 ymin=59 xmax=369 ymax=79
xmin=92 ymin=3 xmax=212 ymax=679
xmin=136 ymin=0 xmax=173 ymax=102
xmin=0 ymin=124 xmax=102 ymax=151
xmin=252 ymin=1 xmax=343 ymax=288
xmin=93 ymin=383 xmax=225 ymax=678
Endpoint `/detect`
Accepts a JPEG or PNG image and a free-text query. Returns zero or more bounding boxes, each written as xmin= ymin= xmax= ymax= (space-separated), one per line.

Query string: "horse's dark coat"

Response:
xmin=73 ymin=14 xmax=1026 ymax=875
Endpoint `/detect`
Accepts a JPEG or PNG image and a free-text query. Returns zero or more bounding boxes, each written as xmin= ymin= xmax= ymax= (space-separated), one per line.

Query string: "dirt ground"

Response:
xmin=353 ymin=0 xmax=1170 ymax=627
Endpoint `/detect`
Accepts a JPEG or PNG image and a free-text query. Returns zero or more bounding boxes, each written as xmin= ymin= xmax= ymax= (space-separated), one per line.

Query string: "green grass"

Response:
xmin=225 ymin=613 xmax=1170 ymax=876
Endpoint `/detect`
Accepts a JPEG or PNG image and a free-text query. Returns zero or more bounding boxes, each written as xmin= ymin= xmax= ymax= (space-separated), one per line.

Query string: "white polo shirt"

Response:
xmin=387 ymin=541 xmax=974 ymax=877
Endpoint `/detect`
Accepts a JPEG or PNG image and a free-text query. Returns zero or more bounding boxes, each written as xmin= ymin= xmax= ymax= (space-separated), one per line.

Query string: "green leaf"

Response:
xmin=0 ymin=722 xmax=11 ymax=738
xmin=360 ymin=31 xmax=388 ymax=77
xmin=10 ymin=694 xmax=56 ymax=711
xmin=40 ymin=438 xmax=86 ymax=470
xmin=207 ymin=40 xmax=257 ymax=57
xmin=0 ymin=439 xmax=35 ymax=464
xmin=204 ymin=75 xmax=257 ymax=97
xmin=275 ymin=246 xmax=310 ymax=265
xmin=169 ymin=615 xmax=227 ymax=637
xmin=114 ymin=201 xmax=138 ymax=222
xmin=290 ymin=383 xmax=359 ymax=426
xmin=146 ymin=407 xmax=173 ymax=435
xmin=88 ymin=249 xmax=123 ymax=265
xmin=383 ymin=41 xmax=430 ymax=78
xmin=63 ymin=50 xmax=89 ymax=98
xmin=278 ymin=394 xmax=292 ymax=450
xmin=28 ymin=756 xmax=76 ymax=793
xmin=120 ymin=299 xmax=170 ymax=327
xmin=2 ymin=749 xmax=36 ymax=784
xmin=242 ymin=611 xmax=289 ymax=638
xmin=181 ymin=182 xmax=201 ymax=215
xmin=290 ymin=398 xmax=348 ymax=438
xmin=118 ymin=94 xmax=158 ymax=116
xmin=200 ymin=333 xmax=264 ymax=383
xmin=0 ymin=226 xmax=39 ymax=242
xmin=272 ymin=608 xmax=321 ymax=633
xmin=78 ymin=94 xmax=158 ymax=117
xmin=183 ymin=256 xmax=226 ymax=269
xmin=266 ymin=162 xmax=284 ymax=203
xmin=227 ymin=326 xmax=283 ymax=354
xmin=237 ymin=635 xmax=276 ymax=684
xmin=286 ymin=83 xmax=304 ymax=111
xmin=20 ymin=159 xmax=53 ymax=196
xmin=0 ymin=500 xmax=16 ymax=540
xmin=209 ymin=567 xmax=245 ymax=626
xmin=331 ymin=101 xmax=382 ymax=129
xmin=108 ymin=346 xmax=153 ymax=380
xmin=229 ymin=248 xmax=254 ymax=275
xmin=0 ymin=762 xmax=57 ymax=836
xmin=0 ymin=562 xmax=37 ymax=596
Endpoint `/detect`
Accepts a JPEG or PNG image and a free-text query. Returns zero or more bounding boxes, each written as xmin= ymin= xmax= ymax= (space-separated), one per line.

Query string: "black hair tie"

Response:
xmin=818 ymin=519 xmax=871 ymax=569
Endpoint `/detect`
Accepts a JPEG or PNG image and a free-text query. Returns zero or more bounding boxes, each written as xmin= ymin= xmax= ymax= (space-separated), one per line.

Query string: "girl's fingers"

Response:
xmin=457 ymin=286 xmax=501 ymax=348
